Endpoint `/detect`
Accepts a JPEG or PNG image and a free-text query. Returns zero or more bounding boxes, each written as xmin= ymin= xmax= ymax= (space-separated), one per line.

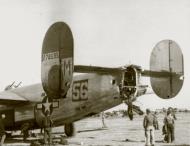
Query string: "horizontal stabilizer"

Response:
xmin=74 ymin=65 xmax=121 ymax=74
xmin=142 ymin=70 xmax=183 ymax=78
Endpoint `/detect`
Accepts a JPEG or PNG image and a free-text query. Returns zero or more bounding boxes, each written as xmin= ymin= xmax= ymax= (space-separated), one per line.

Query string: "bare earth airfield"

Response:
xmin=4 ymin=112 xmax=190 ymax=146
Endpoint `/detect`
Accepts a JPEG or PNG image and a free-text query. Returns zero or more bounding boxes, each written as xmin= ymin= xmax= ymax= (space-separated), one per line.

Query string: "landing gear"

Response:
xmin=64 ymin=123 xmax=75 ymax=137
xmin=21 ymin=123 xmax=30 ymax=141
xmin=127 ymin=102 xmax=133 ymax=120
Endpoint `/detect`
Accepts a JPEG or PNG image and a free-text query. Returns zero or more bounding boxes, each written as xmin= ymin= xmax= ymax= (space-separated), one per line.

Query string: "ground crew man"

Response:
xmin=0 ymin=114 xmax=6 ymax=146
xmin=21 ymin=123 xmax=30 ymax=141
xmin=168 ymin=107 xmax=176 ymax=141
xmin=153 ymin=111 xmax=159 ymax=130
xmin=163 ymin=110 xmax=175 ymax=143
xmin=143 ymin=109 xmax=156 ymax=146
xmin=101 ymin=112 xmax=107 ymax=128
xmin=42 ymin=111 xmax=53 ymax=145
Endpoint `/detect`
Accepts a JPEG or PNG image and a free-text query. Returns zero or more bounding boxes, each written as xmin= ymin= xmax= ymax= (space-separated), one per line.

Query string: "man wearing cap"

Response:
xmin=164 ymin=110 xmax=175 ymax=143
xmin=143 ymin=109 xmax=156 ymax=146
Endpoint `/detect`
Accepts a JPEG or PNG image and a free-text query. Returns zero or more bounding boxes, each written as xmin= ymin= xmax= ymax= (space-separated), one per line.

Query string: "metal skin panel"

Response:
xmin=150 ymin=40 xmax=184 ymax=99
xmin=34 ymin=73 xmax=121 ymax=127
xmin=0 ymin=73 xmax=121 ymax=130
xmin=15 ymin=105 xmax=34 ymax=122
xmin=41 ymin=22 xmax=74 ymax=99
xmin=52 ymin=74 xmax=121 ymax=125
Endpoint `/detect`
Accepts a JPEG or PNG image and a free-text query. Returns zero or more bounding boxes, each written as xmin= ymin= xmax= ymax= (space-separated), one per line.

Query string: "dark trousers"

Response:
xmin=44 ymin=128 xmax=52 ymax=144
xmin=166 ymin=124 xmax=174 ymax=143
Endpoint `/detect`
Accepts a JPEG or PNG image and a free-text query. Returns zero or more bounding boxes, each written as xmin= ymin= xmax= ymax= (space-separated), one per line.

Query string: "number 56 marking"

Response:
xmin=72 ymin=80 xmax=88 ymax=101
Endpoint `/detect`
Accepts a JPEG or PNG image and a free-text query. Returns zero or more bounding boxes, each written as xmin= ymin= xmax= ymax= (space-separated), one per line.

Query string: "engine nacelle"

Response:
xmin=121 ymin=65 xmax=147 ymax=101
xmin=41 ymin=22 xmax=74 ymax=99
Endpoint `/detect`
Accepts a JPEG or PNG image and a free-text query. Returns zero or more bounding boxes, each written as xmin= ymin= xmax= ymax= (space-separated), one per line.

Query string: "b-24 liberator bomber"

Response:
xmin=0 ymin=22 xmax=184 ymax=137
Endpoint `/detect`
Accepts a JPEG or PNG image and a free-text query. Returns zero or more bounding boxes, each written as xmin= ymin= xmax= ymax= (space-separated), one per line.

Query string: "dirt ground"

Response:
xmin=4 ymin=112 xmax=190 ymax=146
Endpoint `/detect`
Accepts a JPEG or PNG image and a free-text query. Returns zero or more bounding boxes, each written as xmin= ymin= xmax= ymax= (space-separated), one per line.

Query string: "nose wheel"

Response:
xmin=124 ymin=100 xmax=144 ymax=120
xmin=126 ymin=101 xmax=133 ymax=120
xmin=123 ymin=100 xmax=133 ymax=120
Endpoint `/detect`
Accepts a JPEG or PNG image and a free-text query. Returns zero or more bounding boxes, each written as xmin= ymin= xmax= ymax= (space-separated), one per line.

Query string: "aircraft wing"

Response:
xmin=0 ymin=90 xmax=29 ymax=105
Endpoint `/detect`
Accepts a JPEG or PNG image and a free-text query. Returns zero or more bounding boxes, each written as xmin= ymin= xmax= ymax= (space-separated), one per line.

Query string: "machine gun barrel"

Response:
xmin=14 ymin=82 xmax=22 ymax=88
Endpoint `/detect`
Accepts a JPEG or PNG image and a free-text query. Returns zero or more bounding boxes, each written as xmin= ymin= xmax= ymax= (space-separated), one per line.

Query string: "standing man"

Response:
xmin=164 ymin=110 xmax=175 ymax=143
xmin=153 ymin=111 xmax=159 ymax=130
xmin=143 ymin=109 xmax=156 ymax=146
xmin=42 ymin=111 xmax=53 ymax=145
xmin=168 ymin=107 xmax=177 ymax=141
xmin=101 ymin=112 xmax=107 ymax=128
xmin=0 ymin=114 xmax=6 ymax=146
xmin=21 ymin=122 xmax=30 ymax=141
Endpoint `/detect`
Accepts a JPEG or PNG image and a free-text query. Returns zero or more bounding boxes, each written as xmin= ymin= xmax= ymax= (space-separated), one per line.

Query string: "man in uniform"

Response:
xmin=163 ymin=110 xmax=175 ymax=143
xmin=21 ymin=122 xmax=30 ymax=141
xmin=153 ymin=111 xmax=159 ymax=130
xmin=0 ymin=114 xmax=6 ymax=146
xmin=101 ymin=112 xmax=107 ymax=128
xmin=143 ymin=109 xmax=156 ymax=146
xmin=42 ymin=111 xmax=53 ymax=145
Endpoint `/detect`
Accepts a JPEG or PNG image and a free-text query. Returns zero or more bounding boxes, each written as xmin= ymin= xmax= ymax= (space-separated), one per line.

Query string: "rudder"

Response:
xmin=41 ymin=22 xmax=74 ymax=99
xmin=150 ymin=40 xmax=184 ymax=99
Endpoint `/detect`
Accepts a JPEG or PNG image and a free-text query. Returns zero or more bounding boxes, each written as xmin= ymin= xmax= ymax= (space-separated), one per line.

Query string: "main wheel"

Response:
xmin=64 ymin=123 xmax=75 ymax=137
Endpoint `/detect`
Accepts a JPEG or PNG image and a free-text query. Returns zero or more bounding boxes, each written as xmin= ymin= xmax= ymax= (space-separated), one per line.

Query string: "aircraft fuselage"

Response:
xmin=0 ymin=73 xmax=122 ymax=131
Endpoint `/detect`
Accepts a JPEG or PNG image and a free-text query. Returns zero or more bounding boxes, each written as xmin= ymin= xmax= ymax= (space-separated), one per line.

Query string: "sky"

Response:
xmin=0 ymin=0 xmax=190 ymax=110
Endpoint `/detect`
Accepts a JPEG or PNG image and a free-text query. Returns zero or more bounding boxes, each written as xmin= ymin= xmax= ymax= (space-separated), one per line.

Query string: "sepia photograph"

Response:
xmin=0 ymin=0 xmax=189 ymax=146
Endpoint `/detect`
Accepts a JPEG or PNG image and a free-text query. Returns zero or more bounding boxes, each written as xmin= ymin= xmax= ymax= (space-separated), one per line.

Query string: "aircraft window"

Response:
xmin=111 ymin=79 xmax=116 ymax=85
xmin=41 ymin=92 xmax=46 ymax=97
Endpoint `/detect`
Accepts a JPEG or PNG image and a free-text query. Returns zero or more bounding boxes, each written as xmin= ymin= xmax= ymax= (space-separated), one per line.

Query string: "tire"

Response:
xmin=64 ymin=123 xmax=75 ymax=137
